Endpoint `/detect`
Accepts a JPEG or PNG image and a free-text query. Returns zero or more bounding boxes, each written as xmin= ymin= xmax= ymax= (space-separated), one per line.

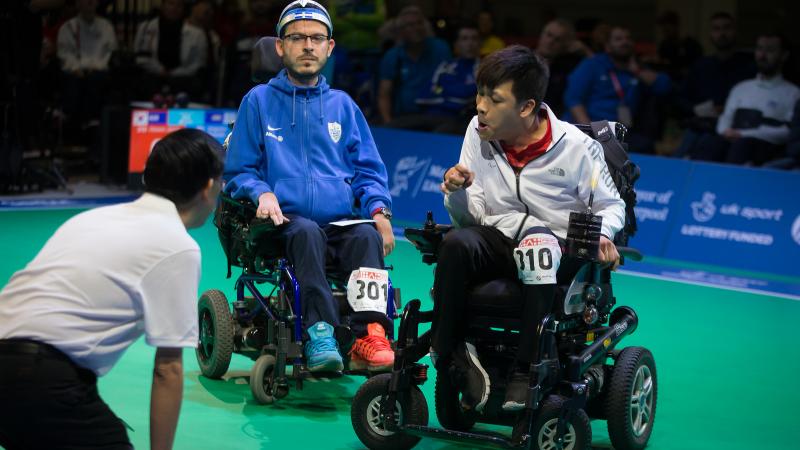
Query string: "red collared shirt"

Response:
xmin=501 ymin=110 xmax=552 ymax=171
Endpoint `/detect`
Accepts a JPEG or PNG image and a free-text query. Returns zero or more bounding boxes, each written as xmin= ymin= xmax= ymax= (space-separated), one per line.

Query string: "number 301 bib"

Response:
xmin=347 ymin=267 xmax=390 ymax=313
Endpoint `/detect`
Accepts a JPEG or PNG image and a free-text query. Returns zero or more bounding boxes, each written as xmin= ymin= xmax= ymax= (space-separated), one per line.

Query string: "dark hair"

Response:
xmin=709 ymin=11 xmax=735 ymax=22
xmin=757 ymin=32 xmax=788 ymax=52
xmin=476 ymin=45 xmax=549 ymax=113
xmin=143 ymin=128 xmax=224 ymax=207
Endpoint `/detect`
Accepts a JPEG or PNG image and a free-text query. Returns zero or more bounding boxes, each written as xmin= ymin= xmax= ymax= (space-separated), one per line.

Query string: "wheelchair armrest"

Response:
xmin=248 ymin=217 xmax=276 ymax=239
xmin=617 ymin=246 xmax=643 ymax=262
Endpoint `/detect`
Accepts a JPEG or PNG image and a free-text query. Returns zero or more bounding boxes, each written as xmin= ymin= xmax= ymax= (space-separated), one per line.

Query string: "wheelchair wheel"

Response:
xmin=434 ymin=370 xmax=475 ymax=431
xmin=250 ymin=354 xmax=288 ymax=404
xmin=196 ymin=290 xmax=234 ymax=379
xmin=532 ymin=395 xmax=591 ymax=450
xmin=605 ymin=347 xmax=657 ymax=450
xmin=351 ymin=373 xmax=428 ymax=450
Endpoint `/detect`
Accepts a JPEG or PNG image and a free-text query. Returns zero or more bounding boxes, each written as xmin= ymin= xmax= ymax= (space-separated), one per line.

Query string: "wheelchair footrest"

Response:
xmin=401 ymin=424 xmax=521 ymax=448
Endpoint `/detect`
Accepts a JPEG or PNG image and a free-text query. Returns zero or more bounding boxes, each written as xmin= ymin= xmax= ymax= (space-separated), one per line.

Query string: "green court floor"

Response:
xmin=2 ymin=209 xmax=799 ymax=449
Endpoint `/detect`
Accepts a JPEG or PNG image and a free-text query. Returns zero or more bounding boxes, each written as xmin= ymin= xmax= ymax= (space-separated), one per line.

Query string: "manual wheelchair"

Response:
xmin=350 ymin=210 xmax=656 ymax=450
xmin=195 ymin=193 xmax=401 ymax=404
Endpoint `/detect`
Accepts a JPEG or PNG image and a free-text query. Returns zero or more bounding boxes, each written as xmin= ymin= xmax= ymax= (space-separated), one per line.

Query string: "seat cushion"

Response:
xmin=466 ymin=279 xmax=524 ymax=317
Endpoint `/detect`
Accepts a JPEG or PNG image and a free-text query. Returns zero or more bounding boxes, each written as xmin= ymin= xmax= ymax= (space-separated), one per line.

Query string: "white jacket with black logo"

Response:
xmin=444 ymin=105 xmax=626 ymax=241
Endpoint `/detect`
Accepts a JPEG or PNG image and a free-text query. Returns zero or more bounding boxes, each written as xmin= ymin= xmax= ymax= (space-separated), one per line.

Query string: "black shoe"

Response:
xmin=502 ymin=371 xmax=529 ymax=412
xmin=451 ymin=342 xmax=490 ymax=413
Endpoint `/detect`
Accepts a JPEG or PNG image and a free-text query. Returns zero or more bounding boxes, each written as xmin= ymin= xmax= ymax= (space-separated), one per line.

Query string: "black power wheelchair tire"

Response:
xmin=196 ymin=290 xmax=235 ymax=379
xmin=434 ymin=370 xmax=476 ymax=431
xmin=605 ymin=347 xmax=657 ymax=450
xmin=532 ymin=395 xmax=592 ymax=450
xmin=351 ymin=373 xmax=428 ymax=450
xmin=250 ymin=354 xmax=288 ymax=404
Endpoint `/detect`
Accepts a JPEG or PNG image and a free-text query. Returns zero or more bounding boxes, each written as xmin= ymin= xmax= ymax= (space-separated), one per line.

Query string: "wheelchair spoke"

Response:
xmin=539 ymin=419 xmax=576 ymax=450
xmin=630 ymin=364 xmax=654 ymax=436
xmin=366 ymin=396 xmax=402 ymax=437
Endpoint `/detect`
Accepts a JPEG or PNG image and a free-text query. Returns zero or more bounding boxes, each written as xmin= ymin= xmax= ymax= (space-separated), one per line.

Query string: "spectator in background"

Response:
xmin=213 ymin=0 xmax=243 ymax=47
xmin=763 ymin=99 xmax=800 ymax=170
xmin=328 ymin=0 xmax=386 ymax=52
xmin=187 ymin=0 xmax=220 ymax=104
xmin=477 ymin=10 xmax=504 ymax=57
xmin=535 ymin=18 xmax=589 ymax=118
xmin=654 ymin=10 xmax=702 ymax=81
xmin=56 ymin=0 xmax=116 ymax=127
xmin=563 ymin=26 xmax=671 ymax=153
xmin=574 ymin=18 xmax=609 ymax=55
xmin=692 ymin=34 xmax=800 ymax=165
xmin=134 ymin=0 xmax=209 ymax=100
xmin=415 ymin=23 xmax=480 ymax=134
xmin=674 ymin=12 xmax=756 ymax=157
xmin=378 ymin=5 xmax=450 ymax=125
xmin=225 ymin=0 xmax=282 ymax=106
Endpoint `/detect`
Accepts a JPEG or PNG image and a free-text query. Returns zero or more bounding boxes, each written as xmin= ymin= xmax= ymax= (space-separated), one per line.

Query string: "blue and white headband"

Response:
xmin=276 ymin=0 xmax=333 ymax=37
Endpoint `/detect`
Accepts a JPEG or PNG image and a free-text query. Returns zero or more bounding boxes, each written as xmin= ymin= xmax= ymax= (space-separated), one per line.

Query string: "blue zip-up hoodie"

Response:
xmin=224 ymin=69 xmax=391 ymax=225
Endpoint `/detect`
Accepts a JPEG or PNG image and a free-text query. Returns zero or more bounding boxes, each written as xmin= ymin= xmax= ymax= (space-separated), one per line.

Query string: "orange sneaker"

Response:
xmin=349 ymin=323 xmax=394 ymax=372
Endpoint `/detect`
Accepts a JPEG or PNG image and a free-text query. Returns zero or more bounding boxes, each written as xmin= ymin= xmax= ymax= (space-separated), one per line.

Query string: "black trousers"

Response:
xmin=432 ymin=226 xmax=579 ymax=366
xmin=278 ymin=216 xmax=390 ymax=337
xmin=692 ymin=133 xmax=784 ymax=165
xmin=0 ymin=339 xmax=132 ymax=450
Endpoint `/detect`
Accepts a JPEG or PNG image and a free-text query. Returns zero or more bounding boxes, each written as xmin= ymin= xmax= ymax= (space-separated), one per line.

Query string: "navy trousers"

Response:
xmin=279 ymin=215 xmax=390 ymax=337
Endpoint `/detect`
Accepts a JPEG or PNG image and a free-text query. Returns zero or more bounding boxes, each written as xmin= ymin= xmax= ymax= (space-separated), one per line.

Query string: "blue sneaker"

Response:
xmin=304 ymin=321 xmax=344 ymax=372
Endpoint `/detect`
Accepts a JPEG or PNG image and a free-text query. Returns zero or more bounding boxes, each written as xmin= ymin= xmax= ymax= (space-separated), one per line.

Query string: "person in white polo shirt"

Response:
xmin=0 ymin=128 xmax=223 ymax=450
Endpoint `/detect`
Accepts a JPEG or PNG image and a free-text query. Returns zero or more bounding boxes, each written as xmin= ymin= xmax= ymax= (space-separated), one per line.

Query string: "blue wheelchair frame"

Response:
xmin=197 ymin=193 xmax=399 ymax=404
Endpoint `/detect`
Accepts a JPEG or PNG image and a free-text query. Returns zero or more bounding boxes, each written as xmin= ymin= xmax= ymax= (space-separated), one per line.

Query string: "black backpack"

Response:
xmin=575 ymin=121 xmax=640 ymax=246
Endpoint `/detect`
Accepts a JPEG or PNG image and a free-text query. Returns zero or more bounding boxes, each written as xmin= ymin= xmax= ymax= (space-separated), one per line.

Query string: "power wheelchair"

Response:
xmin=351 ymin=212 xmax=654 ymax=450
xmin=350 ymin=121 xmax=655 ymax=450
xmin=195 ymin=193 xmax=400 ymax=404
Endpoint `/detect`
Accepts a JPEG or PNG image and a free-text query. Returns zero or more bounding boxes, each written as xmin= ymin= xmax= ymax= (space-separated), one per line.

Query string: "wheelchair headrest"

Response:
xmin=252 ymin=36 xmax=284 ymax=83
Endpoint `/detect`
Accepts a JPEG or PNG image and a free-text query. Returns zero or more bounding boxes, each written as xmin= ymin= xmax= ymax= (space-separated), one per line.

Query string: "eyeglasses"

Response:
xmin=283 ymin=34 xmax=329 ymax=45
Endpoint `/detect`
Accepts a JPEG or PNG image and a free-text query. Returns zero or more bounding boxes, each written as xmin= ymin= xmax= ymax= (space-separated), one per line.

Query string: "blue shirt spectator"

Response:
xmin=416 ymin=25 xmax=480 ymax=117
xmin=377 ymin=6 xmax=450 ymax=123
xmin=563 ymin=52 xmax=670 ymax=122
xmin=415 ymin=57 xmax=477 ymax=116
xmin=379 ymin=36 xmax=451 ymax=117
xmin=563 ymin=26 xmax=670 ymax=124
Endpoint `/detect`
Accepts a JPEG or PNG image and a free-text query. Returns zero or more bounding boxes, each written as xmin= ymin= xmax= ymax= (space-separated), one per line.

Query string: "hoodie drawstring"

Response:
xmin=291 ymin=87 xmax=297 ymax=128
xmin=319 ymin=90 xmax=324 ymax=123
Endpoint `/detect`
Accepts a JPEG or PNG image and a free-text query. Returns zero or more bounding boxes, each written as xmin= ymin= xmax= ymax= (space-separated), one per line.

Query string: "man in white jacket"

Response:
xmin=437 ymin=45 xmax=626 ymax=413
xmin=56 ymin=0 xmax=117 ymax=125
xmin=133 ymin=0 xmax=208 ymax=98
xmin=693 ymin=33 xmax=799 ymax=165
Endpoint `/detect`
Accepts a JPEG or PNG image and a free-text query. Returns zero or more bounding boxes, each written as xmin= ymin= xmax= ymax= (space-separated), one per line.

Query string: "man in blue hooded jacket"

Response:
xmin=224 ymin=0 xmax=395 ymax=373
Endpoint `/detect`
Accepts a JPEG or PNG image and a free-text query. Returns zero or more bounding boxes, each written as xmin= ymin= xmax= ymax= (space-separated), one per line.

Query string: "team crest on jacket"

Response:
xmin=328 ymin=122 xmax=342 ymax=143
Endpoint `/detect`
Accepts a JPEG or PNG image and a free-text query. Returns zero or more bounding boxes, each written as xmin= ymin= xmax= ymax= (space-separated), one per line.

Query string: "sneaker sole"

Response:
xmin=308 ymin=359 xmax=344 ymax=372
xmin=349 ymin=360 xmax=393 ymax=372
xmin=501 ymin=400 xmax=526 ymax=412
xmin=464 ymin=342 xmax=490 ymax=412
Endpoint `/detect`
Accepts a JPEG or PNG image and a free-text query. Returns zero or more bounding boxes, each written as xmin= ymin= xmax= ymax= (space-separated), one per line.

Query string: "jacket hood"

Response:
xmin=267 ymin=68 xmax=331 ymax=126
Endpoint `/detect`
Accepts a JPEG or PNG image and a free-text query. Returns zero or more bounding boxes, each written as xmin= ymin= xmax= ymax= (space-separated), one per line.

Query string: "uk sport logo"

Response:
xmin=691 ymin=192 xmax=716 ymax=223
xmin=791 ymin=215 xmax=800 ymax=246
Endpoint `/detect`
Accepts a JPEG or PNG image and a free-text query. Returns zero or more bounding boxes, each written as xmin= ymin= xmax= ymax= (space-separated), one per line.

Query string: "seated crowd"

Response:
xmin=4 ymin=1 xmax=799 ymax=172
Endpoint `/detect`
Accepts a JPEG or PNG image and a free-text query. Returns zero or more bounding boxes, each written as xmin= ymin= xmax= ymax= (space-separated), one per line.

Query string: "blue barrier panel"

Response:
xmin=662 ymin=162 xmax=800 ymax=277
xmin=373 ymin=127 xmax=462 ymax=225
xmin=629 ymin=155 xmax=692 ymax=257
